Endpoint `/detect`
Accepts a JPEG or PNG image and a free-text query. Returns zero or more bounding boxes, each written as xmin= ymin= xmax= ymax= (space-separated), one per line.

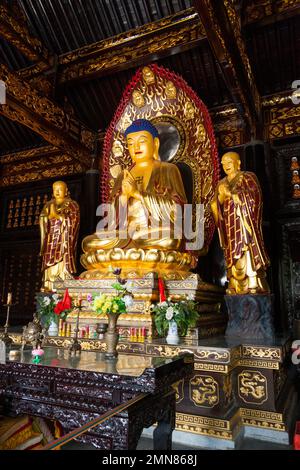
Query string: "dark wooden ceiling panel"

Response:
xmin=19 ymin=0 xmax=193 ymax=54
xmin=0 ymin=116 xmax=44 ymax=155
xmin=157 ymin=44 xmax=231 ymax=108
xmin=0 ymin=37 xmax=32 ymax=70
xmin=246 ymin=16 xmax=300 ymax=95
xmin=65 ymin=69 xmax=137 ymax=131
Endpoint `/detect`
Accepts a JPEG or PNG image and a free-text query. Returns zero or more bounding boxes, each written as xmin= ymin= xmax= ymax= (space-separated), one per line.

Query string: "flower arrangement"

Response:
xmin=152 ymin=298 xmax=199 ymax=337
xmin=36 ymin=289 xmax=72 ymax=327
xmin=92 ymin=280 xmax=134 ymax=316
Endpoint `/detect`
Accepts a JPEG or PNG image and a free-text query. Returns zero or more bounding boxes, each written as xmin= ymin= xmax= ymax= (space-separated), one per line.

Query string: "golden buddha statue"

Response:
xmin=81 ymin=119 xmax=194 ymax=277
xmin=39 ymin=181 xmax=80 ymax=291
xmin=211 ymin=152 xmax=270 ymax=295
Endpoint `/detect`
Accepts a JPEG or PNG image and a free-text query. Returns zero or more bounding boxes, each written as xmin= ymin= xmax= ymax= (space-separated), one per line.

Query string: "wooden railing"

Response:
xmin=42 ymin=393 xmax=148 ymax=450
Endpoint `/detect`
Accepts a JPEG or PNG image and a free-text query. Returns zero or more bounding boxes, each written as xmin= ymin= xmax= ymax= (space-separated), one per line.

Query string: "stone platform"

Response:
xmin=53 ymin=272 xmax=226 ymax=340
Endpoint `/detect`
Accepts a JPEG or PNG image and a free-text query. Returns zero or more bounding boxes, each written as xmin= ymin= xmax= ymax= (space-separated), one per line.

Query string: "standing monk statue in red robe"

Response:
xmin=39 ymin=181 xmax=80 ymax=291
xmin=211 ymin=152 xmax=270 ymax=295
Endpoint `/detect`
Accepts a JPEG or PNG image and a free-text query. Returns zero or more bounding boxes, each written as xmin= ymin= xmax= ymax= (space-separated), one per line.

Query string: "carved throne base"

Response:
xmin=54 ymin=273 xmax=226 ymax=340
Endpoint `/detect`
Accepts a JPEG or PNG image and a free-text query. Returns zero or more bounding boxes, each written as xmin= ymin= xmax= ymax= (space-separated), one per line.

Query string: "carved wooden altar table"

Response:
xmin=0 ymin=347 xmax=193 ymax=450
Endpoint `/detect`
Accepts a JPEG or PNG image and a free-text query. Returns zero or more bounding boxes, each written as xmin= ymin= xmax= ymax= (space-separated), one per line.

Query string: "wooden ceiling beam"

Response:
xmin=18 ymin=9 xmax=206 ymax=85
xmin=243 ymin=0 xmax=300 ymax=28
xmin=0 ymin=63 xmax=96 ymax=166
xmin=193 ymin=0 xmax=261 ymax=137
xmin=0 ymin=2 xmax=51 ymax=66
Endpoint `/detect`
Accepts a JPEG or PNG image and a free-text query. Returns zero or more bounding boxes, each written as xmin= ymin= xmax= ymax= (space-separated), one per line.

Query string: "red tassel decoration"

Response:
xmin=54 ymin=288 xmax=72 ymax=315
xmin=158 ymin=278 xmax=166 ymax=302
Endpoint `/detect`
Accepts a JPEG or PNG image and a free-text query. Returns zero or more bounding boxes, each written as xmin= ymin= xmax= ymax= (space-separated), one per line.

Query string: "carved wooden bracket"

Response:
xmin=0 ymin=3 xmax=51 ymax=65
xmin=0 ymin=63 xmax=96 ymax=165
xmin=17 ymin=9 xmax=206 ymax=85
xmin=193 ymin=0 xmax=261 ymax=137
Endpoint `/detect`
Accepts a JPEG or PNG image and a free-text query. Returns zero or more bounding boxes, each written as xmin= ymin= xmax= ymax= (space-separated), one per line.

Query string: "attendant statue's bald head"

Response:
xmin=125 ymin=119 xmax=160 ymax=163
xmin=221 ymin=152 xmax=241 ymax=176
xmin=52 ymin=180 xmax=68 ymax=201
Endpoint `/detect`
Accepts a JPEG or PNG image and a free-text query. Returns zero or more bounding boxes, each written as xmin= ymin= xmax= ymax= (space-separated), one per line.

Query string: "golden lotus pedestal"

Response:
xmin=54 ymin=272 xmax=226 ymax=340
xmin=80 ymin=247 xmax=197 ymax=280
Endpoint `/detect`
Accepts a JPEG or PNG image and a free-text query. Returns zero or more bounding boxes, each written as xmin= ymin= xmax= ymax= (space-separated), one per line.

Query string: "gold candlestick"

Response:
xmin=1 ymin=302 xmax=15 ymax=346
xmin=68 ymin=301 xmax=82 ymax=354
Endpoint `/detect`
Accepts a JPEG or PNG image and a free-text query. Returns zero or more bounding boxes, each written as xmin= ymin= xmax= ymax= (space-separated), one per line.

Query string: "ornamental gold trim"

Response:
xmin=240 ymin=408 xmax=283 ymax=422
xmin=238 ymin=370 xmax=268 ymax=404
xmin=195 ymin=363 xmax=229 ymax=374
xmin=45 ymin=337 xmax=106 ymax=351
xmin=242 ymin=419 xmax=285 ymax=431
xmin=175 ymin=424 xmax=232 ymax=440
xmin=172 ymin=380 xmax=185 ymax=404
xmin=237 ymin=359 xmax=279 ymax=370
xmin=189 ymin=375 xmax=219 ymax=408
xmin=146 ymin=344 xmax=193 ymax=358
xmin=176 ymin=412 xmax=231 ymax=430
xmin=245 ymin=0 xmax=300 ymax=25
xmin=0 ymin=146 xmax=57 ymax=164
xmin=175 ymin=411 xmax=242 ymax=440
xmin=0 ymin=162 xmax=84 ymax=188
xmin=242 ymin=346 xmax=281 ymax=361
xmin=194 ymin=349 xmax=230 ymax=363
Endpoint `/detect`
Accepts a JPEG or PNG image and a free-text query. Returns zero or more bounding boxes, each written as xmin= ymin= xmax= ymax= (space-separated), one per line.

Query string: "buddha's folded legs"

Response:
xmin=82 ymin=227 xmax=184 ymax=252
xmin=82 ymin=230 xmax=131 ymax=252
xmin=132 ymin=227 xmax=184 ymax=250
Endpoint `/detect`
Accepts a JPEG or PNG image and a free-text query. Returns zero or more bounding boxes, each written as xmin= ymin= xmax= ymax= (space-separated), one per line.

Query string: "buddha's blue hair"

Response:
xmin=124 ymin=119 xmax=159 ymax=138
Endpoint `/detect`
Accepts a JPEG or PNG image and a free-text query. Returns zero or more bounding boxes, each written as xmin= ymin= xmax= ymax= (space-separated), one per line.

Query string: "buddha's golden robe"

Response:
xmin=82 ymin=161 xmax=187 ymax=252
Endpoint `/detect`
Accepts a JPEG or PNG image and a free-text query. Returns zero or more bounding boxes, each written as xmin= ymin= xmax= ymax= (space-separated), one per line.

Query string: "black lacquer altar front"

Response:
xmin=0 ymin=347 xmax=193 ymax=450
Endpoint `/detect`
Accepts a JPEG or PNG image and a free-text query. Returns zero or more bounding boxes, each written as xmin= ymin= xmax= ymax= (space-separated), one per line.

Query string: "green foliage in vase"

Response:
xmin=151 ymin=298 xmax=198 ymax=337
xmin=36 ymin=292 xmax=71 ymax=327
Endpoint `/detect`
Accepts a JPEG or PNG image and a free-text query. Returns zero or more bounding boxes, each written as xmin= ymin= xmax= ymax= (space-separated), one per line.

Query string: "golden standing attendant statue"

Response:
xmin=39 ymin=181 xmax=80 ymax=291
xmin=211 ymin=152 xmax=270 ymax=295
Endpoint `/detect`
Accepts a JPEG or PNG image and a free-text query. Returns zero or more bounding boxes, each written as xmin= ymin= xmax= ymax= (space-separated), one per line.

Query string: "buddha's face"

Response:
xmin=221 ymin=153 xmax=240 ymax=176
xmin=53 ymin=182 xmax=67 ymax=201
xmin=126 ymin=130 xmax=158 ymax=164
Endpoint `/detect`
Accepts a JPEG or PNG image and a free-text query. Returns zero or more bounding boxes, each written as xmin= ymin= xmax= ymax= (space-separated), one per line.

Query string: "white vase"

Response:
xmin=166 ymin=320 xmax=180 ymax=345
xmin=48 ymin=320 xmax=58 ymax=337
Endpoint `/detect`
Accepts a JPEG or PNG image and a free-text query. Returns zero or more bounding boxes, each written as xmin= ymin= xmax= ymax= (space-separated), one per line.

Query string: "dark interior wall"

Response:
xmin=267 ymin=141 xmax=300 ymax=332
